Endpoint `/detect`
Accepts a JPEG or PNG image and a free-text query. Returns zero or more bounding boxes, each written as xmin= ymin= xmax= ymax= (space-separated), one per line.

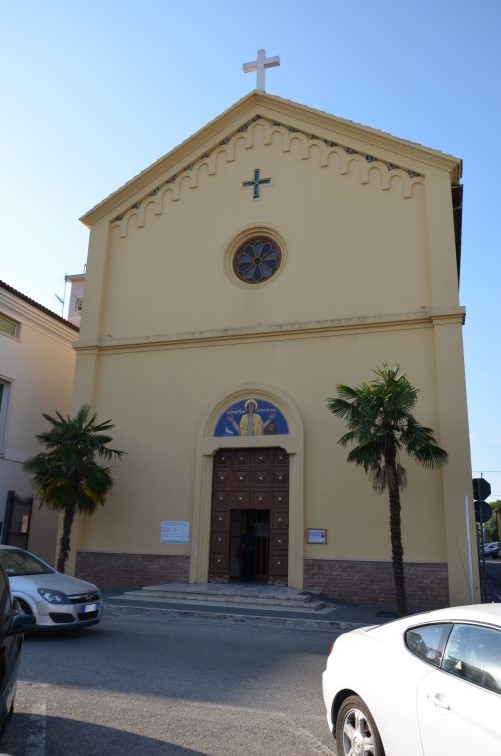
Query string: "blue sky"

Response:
xmin=2 ymin=1 xmax=500 ymax=500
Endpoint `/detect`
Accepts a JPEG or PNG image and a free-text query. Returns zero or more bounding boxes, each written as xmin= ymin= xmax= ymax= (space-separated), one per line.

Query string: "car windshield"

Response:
xmin=0 ymin=549 xmax=53 ymax=576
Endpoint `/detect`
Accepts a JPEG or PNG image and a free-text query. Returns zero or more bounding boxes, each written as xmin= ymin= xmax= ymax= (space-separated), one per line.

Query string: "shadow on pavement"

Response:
xmin=2 ymin=713 xmax=206 ymax=756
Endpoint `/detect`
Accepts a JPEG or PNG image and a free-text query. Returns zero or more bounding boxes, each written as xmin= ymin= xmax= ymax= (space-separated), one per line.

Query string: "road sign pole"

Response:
xmin=472 ymin=476 xmax=492 ymax=603
xmin=464 ymin=494 xmax=475 ymax=603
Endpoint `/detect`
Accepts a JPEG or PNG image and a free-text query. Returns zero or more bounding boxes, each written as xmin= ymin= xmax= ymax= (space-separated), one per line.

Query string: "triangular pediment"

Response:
xmin=81 ymin=91 xmax=462 ymax=231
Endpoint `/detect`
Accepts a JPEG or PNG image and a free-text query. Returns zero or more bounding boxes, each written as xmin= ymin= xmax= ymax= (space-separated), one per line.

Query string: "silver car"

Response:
xmin=482 ymin=541 xmax=500 ymax=557
xmin=0 ymin=545 xmax=102 ymax=630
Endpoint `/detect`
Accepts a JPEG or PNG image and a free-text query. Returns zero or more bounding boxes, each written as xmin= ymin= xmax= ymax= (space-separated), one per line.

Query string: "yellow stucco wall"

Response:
xmin=71 ymin=93 xmax=477 ymax=605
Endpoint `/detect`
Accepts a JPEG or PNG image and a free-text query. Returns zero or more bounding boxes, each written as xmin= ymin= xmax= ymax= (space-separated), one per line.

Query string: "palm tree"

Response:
xmin=23 ymin=405 xmax=125 ymax=573
xmin=327 ymin=365 xmax=448 ymax=616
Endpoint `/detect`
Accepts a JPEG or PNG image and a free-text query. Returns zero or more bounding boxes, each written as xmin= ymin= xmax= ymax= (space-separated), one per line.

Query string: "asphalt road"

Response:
xmin=484 ymin=558 xmax=501 ymax=602
xmin=2 ymin=611 xmax=340 ymax=755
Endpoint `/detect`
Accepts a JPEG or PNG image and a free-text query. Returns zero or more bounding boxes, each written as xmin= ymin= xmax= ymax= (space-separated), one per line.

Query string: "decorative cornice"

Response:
xmin=110 ymin=115 xmax=425 ymax=239
xmin=73 ymin=307 xmax=466 ymax=355
xmin=81 ymin=92 xmax=461 ymax=229
xmin=259 ymin=93 xmax=462 ymax=179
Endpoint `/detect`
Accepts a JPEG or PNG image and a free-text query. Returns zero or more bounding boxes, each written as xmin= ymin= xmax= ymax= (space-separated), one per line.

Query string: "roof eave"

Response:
xmin=80 ymin=91 xmax=462 ymax=227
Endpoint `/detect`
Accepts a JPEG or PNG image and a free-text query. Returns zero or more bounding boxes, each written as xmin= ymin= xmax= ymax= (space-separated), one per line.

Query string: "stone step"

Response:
xmin=123 ymin=583 xmax=325 ymax=611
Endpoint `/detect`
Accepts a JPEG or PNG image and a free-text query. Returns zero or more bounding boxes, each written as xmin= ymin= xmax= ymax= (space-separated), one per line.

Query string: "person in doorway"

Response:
xmin=240 ymin=525 xmax=257 ymax=581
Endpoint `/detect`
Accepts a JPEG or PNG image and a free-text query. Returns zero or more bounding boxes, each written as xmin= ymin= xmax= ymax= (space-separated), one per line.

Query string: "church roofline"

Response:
xmin=80 ymin=91 xmax=462 ymax=228
xmin=257 ymin=92 xmax=462 ymax=175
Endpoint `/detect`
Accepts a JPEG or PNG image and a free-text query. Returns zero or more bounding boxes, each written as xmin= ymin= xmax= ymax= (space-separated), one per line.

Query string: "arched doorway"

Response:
xmin=209 ymin=448 xmax=289 ymax=585
xmin=190 ymin=384 xmax=304 ymax=589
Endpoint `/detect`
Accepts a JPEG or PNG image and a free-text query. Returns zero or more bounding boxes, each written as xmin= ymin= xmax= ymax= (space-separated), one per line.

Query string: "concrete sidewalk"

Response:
xmin=100 ymin=572 xmax=501 ymax=631
xmin=100 ymin=583 xmax=405 ymax=631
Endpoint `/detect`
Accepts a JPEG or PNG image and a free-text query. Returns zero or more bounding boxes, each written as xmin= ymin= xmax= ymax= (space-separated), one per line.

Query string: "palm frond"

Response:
xmin=400 ymin=419 xmax=448 ymax=469
xmin=327 ymin=363 xmax=447 ymax=482
xmin=23 ymin=404 xmax=125 ymax=516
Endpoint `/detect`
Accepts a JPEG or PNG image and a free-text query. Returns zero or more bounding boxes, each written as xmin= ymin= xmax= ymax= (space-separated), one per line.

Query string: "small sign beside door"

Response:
xmin=307 ymin=528 xmax=327 ymax=544
xmin=160 ymin=521 xmax=190 ymax=544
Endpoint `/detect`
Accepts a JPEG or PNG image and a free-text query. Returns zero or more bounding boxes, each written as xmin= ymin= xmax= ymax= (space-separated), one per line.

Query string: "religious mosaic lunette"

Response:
xmin=214 ymin=399 xmax=288 ymax=436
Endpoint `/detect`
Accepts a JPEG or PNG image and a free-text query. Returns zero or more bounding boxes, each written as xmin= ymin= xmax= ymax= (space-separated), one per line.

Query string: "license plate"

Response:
xmin=83 ymin=602 xmax=98 ymax=613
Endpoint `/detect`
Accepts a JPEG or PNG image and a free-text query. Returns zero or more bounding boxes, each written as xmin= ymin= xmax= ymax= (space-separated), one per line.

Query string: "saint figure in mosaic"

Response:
xmin=226 ymin=399 xmax=275 ymax=436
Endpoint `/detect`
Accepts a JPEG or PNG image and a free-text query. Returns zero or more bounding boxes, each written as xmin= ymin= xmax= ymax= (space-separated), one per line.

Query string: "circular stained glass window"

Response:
xmin=233 ymin=238 xmax=282 ymax=284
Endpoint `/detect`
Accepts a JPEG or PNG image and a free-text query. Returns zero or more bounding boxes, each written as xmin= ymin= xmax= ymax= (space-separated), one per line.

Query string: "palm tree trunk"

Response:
xmin=57 ymin=505 xmax=75 ymax=573
xmin=388 ymin=482 xmax=407 ymax=616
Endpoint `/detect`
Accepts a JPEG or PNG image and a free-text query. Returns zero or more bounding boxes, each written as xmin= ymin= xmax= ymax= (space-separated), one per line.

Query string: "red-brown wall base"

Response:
xmin=76 ymin=552 xmax=190 ymax=589
xmin=304 ymin=558 xmax=449 ymax=609
xmin=76 ymin=552 xmax=449 ymax=608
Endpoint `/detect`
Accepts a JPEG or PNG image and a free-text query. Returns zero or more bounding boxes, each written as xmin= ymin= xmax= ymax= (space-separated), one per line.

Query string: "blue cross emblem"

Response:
xmin=242 ymin=169 xmax=271 ymax=199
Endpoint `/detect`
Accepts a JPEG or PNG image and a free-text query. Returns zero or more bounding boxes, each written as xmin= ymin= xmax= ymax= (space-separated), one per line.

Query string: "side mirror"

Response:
xmin=5 ymin=613 xmax=35 ymax=637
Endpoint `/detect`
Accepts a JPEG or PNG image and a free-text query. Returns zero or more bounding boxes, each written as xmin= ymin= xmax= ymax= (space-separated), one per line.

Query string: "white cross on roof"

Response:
xmin=243 ymin=49 xmax=280 ymax=92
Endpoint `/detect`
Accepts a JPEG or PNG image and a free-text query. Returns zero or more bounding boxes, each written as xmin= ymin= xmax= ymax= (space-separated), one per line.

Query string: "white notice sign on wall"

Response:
xmin=160 ymin=521 xmax=190 ymax=544
xmin=306 ymin=528 xmax=327 ymax=544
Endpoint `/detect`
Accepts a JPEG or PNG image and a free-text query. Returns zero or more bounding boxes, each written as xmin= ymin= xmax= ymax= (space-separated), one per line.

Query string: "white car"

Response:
xmin=482 ymin=542 xmax=499 ymax=557
xmin=0 ymin=545 xmax=102 ymax=630
xmin=322 ymin=603 xmax=501 ymax=756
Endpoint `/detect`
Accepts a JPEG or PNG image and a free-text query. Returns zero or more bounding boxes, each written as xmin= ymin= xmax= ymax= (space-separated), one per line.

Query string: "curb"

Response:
xmin=103 ymin=602 xmax=370 ymax=631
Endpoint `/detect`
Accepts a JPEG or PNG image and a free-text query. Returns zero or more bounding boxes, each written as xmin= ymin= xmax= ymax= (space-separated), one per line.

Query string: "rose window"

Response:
xmin=233 ymin=238 xmax=282 ymax=284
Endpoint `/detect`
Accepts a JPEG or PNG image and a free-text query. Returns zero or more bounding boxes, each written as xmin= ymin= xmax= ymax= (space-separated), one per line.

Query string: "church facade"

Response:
xmin=71 ymin=91 xmax=477 ymax=608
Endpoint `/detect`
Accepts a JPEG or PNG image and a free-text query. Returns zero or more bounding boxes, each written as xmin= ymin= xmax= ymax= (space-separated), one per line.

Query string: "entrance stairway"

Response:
xmin=122 ymin=582 xmax=326 ymax=612
xmin=103 ymin=583 xmax=387 ymax=630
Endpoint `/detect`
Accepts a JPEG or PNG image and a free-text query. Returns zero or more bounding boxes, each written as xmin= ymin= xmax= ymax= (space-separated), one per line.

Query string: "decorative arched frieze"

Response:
xmin=110 ymin=115 xmax=425 ymax=239
xmin=304 ymin=139 xmax=330 ymax=167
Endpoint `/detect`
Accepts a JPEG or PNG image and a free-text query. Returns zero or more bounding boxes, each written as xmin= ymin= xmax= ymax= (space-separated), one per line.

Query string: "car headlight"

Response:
xmin=37 ymin=588 xmax=71 ymax=604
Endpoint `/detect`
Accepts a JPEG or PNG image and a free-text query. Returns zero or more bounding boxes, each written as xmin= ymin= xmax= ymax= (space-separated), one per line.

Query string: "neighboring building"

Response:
xmin=0 ymin=281 xmax=78 ymax=563
xmin=65 ymin=271 xmax=86 ymax=328
xmin=70 ymin=91 xmax=477 ymax=608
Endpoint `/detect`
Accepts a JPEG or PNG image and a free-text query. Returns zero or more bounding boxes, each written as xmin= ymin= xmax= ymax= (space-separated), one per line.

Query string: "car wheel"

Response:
xmin=336 ymin=695 xmax=385 ymax=756
xmin=17 ymin=600 xmax=34 ymax=621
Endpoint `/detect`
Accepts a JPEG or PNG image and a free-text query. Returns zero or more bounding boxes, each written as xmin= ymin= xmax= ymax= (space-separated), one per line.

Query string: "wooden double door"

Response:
xmin=209 ymin=448 xmax=289 ymax=585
